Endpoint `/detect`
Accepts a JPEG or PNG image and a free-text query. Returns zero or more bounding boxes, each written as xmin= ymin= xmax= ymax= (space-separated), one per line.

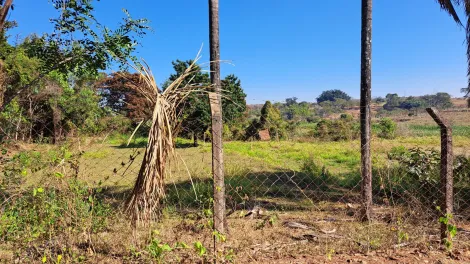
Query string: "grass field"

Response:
xmin=2 ymin=124 xmax=470 ymax=263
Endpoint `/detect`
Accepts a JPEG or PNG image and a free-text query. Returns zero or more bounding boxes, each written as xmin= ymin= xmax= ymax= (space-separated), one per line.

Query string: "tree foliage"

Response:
xmin=384 ymin=92 xmax=453 ymax=111
xmin=316 ymin=89 xmax=351 ymax=103
xmin=165 ymin=60 xmax=247 ymax=145
xmin=0 ymin=0 xmax=150 ymax=142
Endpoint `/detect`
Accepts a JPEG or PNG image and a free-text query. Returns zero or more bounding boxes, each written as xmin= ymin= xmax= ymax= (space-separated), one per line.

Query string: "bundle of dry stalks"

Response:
xmin=126 ymin=54 xmax=208 ymax=225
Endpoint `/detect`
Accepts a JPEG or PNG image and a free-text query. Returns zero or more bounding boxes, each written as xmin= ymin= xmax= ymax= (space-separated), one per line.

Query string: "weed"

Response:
xmin=437 ymin=208 xmax=458 ymax=251
xmin=147 ymin=238 xmax=172 ymax=261
xmin=193 ymin=241 xmax=207 ymax=257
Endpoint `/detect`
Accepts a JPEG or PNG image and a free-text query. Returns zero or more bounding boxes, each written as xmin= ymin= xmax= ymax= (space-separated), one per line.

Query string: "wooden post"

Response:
xmin=360 ymin=0 xmax=373 ymax=222
xmin=426 ymin=107 xmax=454 ymax=244
xmin=209 ymin=0 xmax=226 ymax=253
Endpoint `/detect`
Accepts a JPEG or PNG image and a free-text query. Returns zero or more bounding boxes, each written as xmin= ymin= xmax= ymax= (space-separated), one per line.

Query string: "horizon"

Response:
xmin=6 ymin=0 xmax=470 ymax=104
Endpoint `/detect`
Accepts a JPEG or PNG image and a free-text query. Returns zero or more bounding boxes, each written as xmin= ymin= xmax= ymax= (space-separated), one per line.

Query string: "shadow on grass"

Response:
xmin=95 ymin=169 xmax=363 ymax=212
xmin=94 ymin=167 xmax=470 ymax=220
xmin=164 ymin=170 xmax=363 ymax=212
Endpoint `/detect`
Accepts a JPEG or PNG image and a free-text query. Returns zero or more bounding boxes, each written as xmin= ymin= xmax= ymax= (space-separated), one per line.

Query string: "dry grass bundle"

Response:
xmin=126 ymin=54 xmax=209 ymax=225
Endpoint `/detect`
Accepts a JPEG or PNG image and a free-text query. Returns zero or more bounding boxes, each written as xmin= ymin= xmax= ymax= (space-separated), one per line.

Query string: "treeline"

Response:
xmin=381 ymin=92 xmax=453 ymax=111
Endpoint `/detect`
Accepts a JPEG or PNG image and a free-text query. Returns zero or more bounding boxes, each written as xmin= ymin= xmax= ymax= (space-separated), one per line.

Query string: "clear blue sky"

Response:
xmin=6 ymin=0 xmax=469 ymax=104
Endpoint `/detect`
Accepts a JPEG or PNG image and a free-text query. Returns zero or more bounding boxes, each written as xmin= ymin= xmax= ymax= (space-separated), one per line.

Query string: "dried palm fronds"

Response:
xmin=126 ymin=53 xmax=209 ymax=225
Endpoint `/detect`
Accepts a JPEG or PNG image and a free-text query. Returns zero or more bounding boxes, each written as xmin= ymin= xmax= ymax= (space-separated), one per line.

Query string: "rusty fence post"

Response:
xmin=426 ymin=107 xmax=453 ymax=244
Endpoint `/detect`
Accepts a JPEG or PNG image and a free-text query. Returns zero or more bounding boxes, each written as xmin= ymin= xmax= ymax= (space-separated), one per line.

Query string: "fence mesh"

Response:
xmin=1 ymin=100 xmax=470 ymax=262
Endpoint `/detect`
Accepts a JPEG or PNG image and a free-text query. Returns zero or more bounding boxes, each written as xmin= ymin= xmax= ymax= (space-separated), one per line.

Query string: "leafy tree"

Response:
xmin=96 ymin=72 xmax=154 ymax=120
xmin=399 ymin=96 xmax=425 ymax=110
xmin=373 ymin=96 xmax=386 ymax=103
xmin=0 ymin=0 xmax=150 ymax=143
xmin=285 ymin=101 xmax=310 ymax=120
xmin=422 ymin=92 xmax=453 ymax=109
xmin=285 ymin=97 xmax=298 ymax=106
xmin=383 ymin=93 xmax=401 ymax=110
xmin=316 ymin=89 xmax=351 ymax=103
xmin=221 ymin=74 xmax=247 ymax=123
xmin=0 ymin=0 xmax=150 ymax=112
xmin=245 ymin=100 xmax=286 ymax=140
xmin=165 ymin=60 xmax=246 ymax=146
xmin=383 ymin=93 xmax=453 ymax=111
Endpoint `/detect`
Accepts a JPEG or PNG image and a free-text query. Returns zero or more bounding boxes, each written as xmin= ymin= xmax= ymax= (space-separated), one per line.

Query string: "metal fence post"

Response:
xmin=426 ymin=107 xmax=454 ymax=244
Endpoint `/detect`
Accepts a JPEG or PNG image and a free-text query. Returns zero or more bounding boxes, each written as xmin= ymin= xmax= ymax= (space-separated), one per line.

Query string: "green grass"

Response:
xmin=409 ymin=125 xmax=470 ymax=137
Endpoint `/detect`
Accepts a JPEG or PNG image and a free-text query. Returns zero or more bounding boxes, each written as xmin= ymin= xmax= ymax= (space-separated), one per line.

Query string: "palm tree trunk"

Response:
xmin=360 ymin=0 xmax=373 ymax=222
xmin=209 ymin=0 xmax=226 ymax=236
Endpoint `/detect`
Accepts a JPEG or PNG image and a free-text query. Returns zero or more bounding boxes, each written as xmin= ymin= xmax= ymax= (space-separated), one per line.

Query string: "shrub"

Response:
xmin=340 ymin=113 xmax=353 ymax=122
xmin=0 ymin=145 xmax=112 ymax=261
xmin=301 ymin=158 xmax=332 ymax=187
xmin=314 ymin=118 xmax=359 ymax=141
xmin=377 ymin=118 xmax=397 ymax=139
xmin=374 ymin=147 xmax=440 ymax=207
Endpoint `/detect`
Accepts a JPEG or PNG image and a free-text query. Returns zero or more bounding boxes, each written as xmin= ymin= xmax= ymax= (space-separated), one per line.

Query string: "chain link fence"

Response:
xmin=1 ymin=100 xmax=470 ymax=262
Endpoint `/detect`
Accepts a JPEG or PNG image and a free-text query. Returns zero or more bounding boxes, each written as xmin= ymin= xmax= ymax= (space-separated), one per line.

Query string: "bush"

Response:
xmin=0 ymin=146 xmax=112 ymax=261
xmin=377 ymin=118 xmax=397 ymax=139
xmin=374 ymin=147 xmax=441 ymax=207
xmin=301 ymin=158 xmax=332 ymax=187
xmin=314 ymin=118 xmax=359 ymax=141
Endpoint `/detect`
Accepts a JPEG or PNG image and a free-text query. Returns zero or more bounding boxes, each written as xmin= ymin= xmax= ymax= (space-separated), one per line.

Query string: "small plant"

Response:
xmin=255 ymin=213 xmax=279 ymax=230
xmin=437 ymin=208 xmax=458 ymax=251
xmin=326 ymin=248 xmax=335 ymax=261
xmin=193 ymin=241 xmax=207 ymax=257
xmin=213 ymin=230 xmax=226 ymax=242
xmin=225 ymin=249 xmax=235 ymax=262
xmin=147 ymin=238 xmax=172 ymax=261
xmin=395 ymin=217 xmax=409 ymax=244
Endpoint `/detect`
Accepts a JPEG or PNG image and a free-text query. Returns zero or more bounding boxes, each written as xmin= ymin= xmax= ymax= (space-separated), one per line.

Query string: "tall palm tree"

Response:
xmin=438 ymin=1 xmax=470 ymax=107
xmin=209 ymin=0 xmax=226 ymax=235
xmin=360 ymin=0 xmax=373 ymax=222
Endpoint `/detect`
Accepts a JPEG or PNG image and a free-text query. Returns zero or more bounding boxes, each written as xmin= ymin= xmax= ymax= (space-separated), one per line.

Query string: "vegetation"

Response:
xmin=316 ymin=89 xmax=352 ymax=103
xmin=383 ymin=93 xmax=454 ymax=111
xmin=1 ymin=0 xmax=470 ymax=262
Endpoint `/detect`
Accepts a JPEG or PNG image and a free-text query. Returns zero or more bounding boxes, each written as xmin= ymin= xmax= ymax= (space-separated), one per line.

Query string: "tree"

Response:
xmin=96 ymin=72 xmax=154 ymax=120
xmin=399 ymin=96 xmax=425 ymax=110
xmin=0 ymin=1 xmax=150 ymax=143
xmin=221 ymin=74 xmax=247 ymax=123
xmin=166 ymin=60 xmax=211 ymax=146
xmin=285 ymin=97 xmax=298 ymax=106
xmin=316 ymin=89 xmax=352 ymax=103
xmin=165 ymin=60 xmax=246 ymax=146
xmin=360 ymin=0 xmax=373 ymax=222
xmin=383 ymin=93 xmax=400 ymax=110
xmin=0 ymin=1 xmax=150 ymax=112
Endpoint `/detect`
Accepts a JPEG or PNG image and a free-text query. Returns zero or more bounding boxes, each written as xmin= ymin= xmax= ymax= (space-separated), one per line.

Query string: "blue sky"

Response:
xmin=6 ymin=0 xmax=469 ymax=104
